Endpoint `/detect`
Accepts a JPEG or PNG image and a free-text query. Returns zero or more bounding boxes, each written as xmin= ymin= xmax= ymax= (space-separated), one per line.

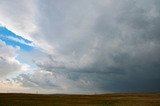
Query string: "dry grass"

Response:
xmin=0 ymin=93 xmax=160 ymax=106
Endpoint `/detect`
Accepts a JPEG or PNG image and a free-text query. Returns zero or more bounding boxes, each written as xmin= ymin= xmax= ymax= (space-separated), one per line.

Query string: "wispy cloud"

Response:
xmin=6 ymin=36 xmax=34 ymax=47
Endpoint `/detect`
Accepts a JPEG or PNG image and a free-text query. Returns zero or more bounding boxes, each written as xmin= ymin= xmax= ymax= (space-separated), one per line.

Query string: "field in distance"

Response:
xmin=0 ymin=93 xmax=160 ymax=106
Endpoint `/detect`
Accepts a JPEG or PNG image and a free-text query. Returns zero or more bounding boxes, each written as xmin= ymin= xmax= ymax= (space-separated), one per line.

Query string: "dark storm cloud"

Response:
xmin=27 ymin=0 xmax=160 ymax=93
xmin=88 ymin=0 xmax=160 ymax=92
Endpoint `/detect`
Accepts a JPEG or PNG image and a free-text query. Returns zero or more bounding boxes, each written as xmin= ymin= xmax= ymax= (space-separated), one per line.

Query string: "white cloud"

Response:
xmin=6 ymin=36 xmax=34 ymax=47
xmin=0 ymin=80 xmax=30 ymax=93
xmin=0 ymin=0 xmax=38 ymax=41
xmin=0 ymin=40 xmax=28 ymax=77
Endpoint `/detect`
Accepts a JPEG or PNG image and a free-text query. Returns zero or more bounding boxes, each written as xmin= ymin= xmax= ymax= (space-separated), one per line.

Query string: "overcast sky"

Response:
xmin=0 ymin=0 xmax=160 ymax=94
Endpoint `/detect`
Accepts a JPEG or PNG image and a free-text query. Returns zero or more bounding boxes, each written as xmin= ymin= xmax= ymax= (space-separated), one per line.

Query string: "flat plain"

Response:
xmin=0 ymin=93 xmax=160 ymax=106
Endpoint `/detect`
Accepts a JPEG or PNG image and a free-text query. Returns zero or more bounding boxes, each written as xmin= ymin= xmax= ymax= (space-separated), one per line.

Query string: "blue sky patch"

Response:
xmin=0 ymin=26 xmax=33 ymax=51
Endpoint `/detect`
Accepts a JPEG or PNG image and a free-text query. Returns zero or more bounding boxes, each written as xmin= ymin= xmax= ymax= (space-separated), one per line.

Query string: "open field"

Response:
xmin=0 ymin=93 xmax=160 ymax=106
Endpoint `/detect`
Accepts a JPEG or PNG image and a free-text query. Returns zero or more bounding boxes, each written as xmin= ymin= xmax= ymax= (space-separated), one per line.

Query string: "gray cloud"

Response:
xmin=16 ymin=70 xmax=101 ymax=93
xmin=0 ymin=0 xmax=160 ymax=93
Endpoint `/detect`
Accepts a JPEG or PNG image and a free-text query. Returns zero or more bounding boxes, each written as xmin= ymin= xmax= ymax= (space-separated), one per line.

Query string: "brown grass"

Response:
xmin=0 ymin=93 xmax=160 ymax=106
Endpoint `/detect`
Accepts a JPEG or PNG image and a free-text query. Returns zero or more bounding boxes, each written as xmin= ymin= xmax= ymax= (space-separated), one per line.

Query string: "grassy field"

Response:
xmin=0 ymin=93 xmax=160 ymax=106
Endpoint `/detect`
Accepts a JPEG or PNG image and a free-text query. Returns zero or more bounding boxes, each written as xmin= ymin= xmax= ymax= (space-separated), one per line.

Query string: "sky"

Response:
xmin=0 ymin=0 xmax=160 ymax=94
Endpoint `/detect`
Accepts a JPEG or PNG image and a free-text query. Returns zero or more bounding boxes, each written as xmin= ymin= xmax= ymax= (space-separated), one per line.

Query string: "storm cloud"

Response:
xmin=0 ymin=0 xmax=160 ymax=93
